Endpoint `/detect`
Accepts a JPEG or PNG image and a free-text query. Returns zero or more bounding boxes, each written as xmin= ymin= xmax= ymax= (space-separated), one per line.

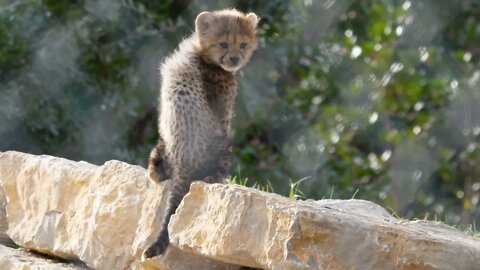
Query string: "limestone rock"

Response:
xmin=170 ymin=182 xmax=480 ymax=270
xmin=0 ymin=182 xmax=16 ymax=248
xmin=0 ymin=151 xmax=238 ymax=270
xmin=2 ymin=150 xmax=479 ymax=270
xmin=0 ymin=185 xmax=6 ymax=232
xmin=0 ymin=245 xmax=85 ymax=270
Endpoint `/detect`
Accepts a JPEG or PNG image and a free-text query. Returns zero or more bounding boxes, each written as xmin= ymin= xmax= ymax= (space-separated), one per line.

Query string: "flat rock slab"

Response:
xmin=0 ymin=151 xmax=239 ymax=270
xmin=0 ymin=245 xmax=86 ymax=270
xmin=170 ymin=182 xmax=480 ymax=270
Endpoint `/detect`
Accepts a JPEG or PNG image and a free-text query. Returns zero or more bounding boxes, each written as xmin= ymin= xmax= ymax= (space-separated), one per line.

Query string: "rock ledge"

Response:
xmin=0 ymin=151 xmax=479 ymax=270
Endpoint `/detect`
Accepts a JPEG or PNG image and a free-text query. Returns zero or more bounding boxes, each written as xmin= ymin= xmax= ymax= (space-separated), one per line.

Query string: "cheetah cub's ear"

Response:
xmin=246 ymin=12 xmax=260 ymax=29
xmin=195 ymin=12 xmax=215 ymax=35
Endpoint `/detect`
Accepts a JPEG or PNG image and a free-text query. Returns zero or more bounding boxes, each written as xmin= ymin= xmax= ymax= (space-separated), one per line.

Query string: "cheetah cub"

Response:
xmin=142 ymin=9 xmax=259 ymax=259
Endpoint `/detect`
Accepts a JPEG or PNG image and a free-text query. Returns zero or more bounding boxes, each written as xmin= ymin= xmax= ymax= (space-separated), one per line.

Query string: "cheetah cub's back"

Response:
xmin=142 ymin=9 xmax=259 ymax=260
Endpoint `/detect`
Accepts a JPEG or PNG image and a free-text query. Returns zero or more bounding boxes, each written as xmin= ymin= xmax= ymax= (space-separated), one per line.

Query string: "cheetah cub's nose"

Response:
xmin=229 ymin=56 xmax=239 ymax=65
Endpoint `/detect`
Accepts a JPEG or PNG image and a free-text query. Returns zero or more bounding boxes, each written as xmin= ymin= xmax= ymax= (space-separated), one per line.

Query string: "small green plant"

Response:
xmin=288 ymin=176 xmax=310 ymax=200
xmin=386 ymin=206 xmax=402 ymax=219
xmin=329 ymin=186 xmax=335 ymax=199
xmin=351 ymin=189 xmax=359 ymax=199
xmin=252 ymin=179 xmax=275 ymax=193
xmin=227 ymin=175 xmax=249 ymax=186
xmin=227 ymin=174 xmax=275 ymax=193
xmin=464 ymin=220 xmax=479 ymax=238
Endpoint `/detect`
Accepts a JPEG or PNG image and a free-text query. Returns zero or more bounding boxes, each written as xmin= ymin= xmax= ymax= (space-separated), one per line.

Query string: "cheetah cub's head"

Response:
xmin=195 ymin=9 xmax=259 ymax=73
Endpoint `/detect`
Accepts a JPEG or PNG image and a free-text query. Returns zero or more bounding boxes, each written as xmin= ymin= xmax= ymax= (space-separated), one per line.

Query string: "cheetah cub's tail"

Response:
xmin=147 ymin=138 xmax=171 ymax=183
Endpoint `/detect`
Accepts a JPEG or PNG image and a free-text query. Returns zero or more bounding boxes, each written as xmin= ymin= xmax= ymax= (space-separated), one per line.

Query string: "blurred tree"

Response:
xmin=0 ymin=0 xmax=479 ymax=228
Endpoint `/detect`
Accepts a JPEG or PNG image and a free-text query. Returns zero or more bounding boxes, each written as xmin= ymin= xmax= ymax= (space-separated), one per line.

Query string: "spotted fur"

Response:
xmin=142 ymin=9 xmax=259 ymax=260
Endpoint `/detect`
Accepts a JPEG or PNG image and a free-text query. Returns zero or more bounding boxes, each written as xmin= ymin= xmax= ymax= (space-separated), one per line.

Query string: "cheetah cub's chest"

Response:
xmin=201 ymin=64 xmax=237 ymax=131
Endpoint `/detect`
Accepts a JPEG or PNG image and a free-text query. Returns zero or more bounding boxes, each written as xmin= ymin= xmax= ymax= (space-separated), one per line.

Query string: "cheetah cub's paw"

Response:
xmin=141 ymin=242 xmax=168 ymax=261
xmin=141 ymin=245 xmax=158 ymax=261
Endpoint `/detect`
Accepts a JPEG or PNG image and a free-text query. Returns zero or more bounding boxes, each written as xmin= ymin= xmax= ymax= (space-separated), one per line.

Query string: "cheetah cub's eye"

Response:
xmin=219 ymin=42 xmax=228 ymax=49
xmin=240 ymin=42 xmax=247 ymax=49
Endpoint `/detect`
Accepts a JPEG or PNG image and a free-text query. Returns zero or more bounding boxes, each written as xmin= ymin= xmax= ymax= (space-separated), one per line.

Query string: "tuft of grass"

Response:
xmin=227 ymin=175 xmax=275 ymax=193
xmin=464 ymin=220 xmax=479 ymax=238
xmin=329 ymin=186 xmax=335 ymax=199
xmin=228 ymin=174 xmax=311 ymax=199
xmin=288 ymin=176 xmax=310 ymax=200
xmin=386 ymin=206 xmax=402 ymax=219
xmin=386 ymin=209 xmax=479 ymax=239
xmin=351 ymin=189 xmax=359 ymax=199
xmin=252 ymin=179 xmax=275 ymax=193
xmin=227 ymin=175 xmax=249 ymax=186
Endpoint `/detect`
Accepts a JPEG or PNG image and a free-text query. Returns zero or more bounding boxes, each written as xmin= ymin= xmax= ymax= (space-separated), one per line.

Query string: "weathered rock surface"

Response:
xmin=170 ymin=182 xmax=480 ymax=270
xmin=1 ymin=150 xmax=480 ymax=270
xmin=0 ymin=245 xmax=86 ymax=270
xmin=0 ymin=151 xmax=239 ymax=270
xmin=0 ymin=184 xmax=11 ymax=245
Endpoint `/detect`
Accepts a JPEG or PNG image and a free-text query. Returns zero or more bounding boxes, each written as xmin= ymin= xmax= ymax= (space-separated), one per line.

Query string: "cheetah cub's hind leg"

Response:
xmin=148 ymin=137 xmax=172 ymax=183
xmin=202 ymin=136 xmax=232 ymax=184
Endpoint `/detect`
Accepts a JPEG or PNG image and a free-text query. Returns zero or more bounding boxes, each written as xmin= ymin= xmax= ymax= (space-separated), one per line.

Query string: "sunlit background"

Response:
xmin=1 ymin=0 xmax=479 ymax=230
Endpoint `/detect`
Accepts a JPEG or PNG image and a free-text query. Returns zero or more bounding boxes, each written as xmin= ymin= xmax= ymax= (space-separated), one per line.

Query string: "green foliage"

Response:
xmin=464 ymin=221 xmax=479 ymax=238
xmin=227 ymin=173 xmax=275 ymax=194
xmin=289 ymin=177 xmax=308 ymax=200
xmin=1 ymin=0 xmax=479 ymax=228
